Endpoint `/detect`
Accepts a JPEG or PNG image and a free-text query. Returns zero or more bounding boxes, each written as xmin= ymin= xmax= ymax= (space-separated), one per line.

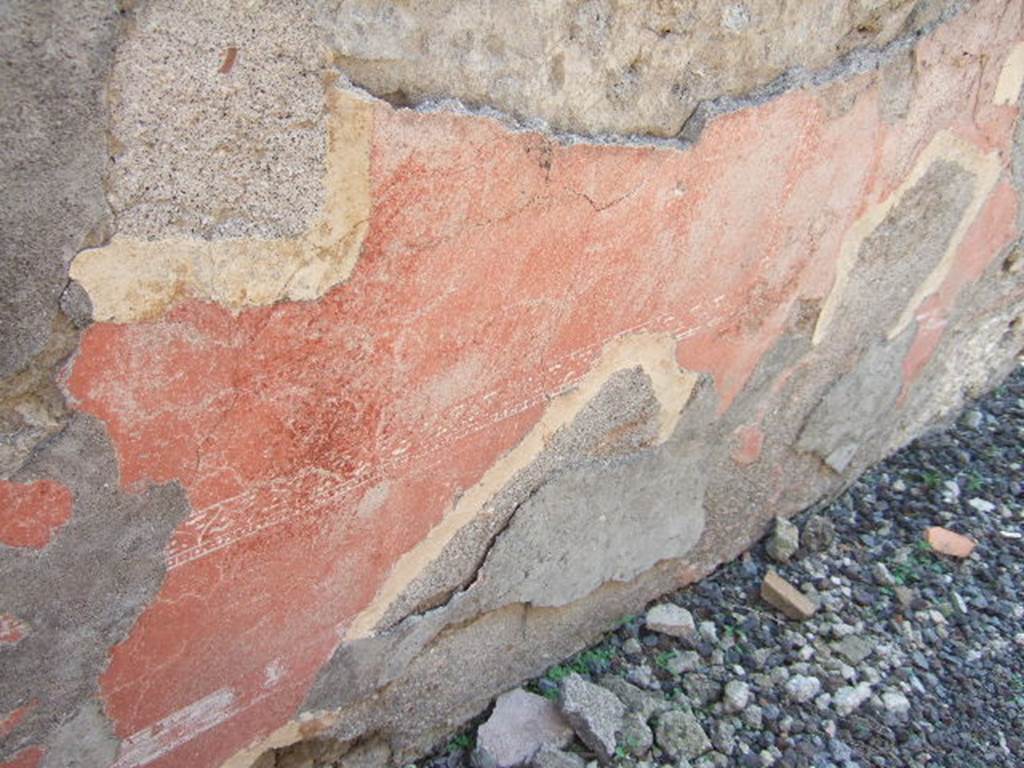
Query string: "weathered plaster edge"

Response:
xmin=813 ymin=131 xmax=1004 ymax=346
xmin=68 ymin=87 xmax=373 ymax=324
xmin=332 ymin=0 xmax=968 ymax=151
xmin=344 ymin=332 xmax=698 ymax=641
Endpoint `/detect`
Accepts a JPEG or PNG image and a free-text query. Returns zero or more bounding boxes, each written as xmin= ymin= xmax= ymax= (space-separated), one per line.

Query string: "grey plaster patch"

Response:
xmin=879 ymin=49 xmax=916 ymax=123
xmin=0 ymin=414 xmax=190 ymax=763
xmin=0 ymin=0 xmax=118 ymax=377
xmin=41 ymin=699 xmax=119 ymax=768
xmin=0 ymin=314 xmax=78 ymax=479
xmin=106 ymin=0 xmax=329 ymax=240
xmin=462 ymin=445 xmax=705 ymax=610
xmin=376 ymin=366 xmax=669 ymax=630
xmin=305 ymin=374 xmax=715 ymax=717
xmin=895 ymin=238 xmax=1024 ymax=444
xmin=314 ymin=0 xmax=955 ymax=139
xmin=797 ymin=331 xmax=915 ymax=473
xmin=825 ymin=159 xmax=976 ymax=351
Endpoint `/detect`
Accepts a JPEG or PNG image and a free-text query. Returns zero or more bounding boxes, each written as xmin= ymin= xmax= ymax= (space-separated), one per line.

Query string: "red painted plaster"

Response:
xmin=0 ymin=704 xmax=34 ymax=739
xmin=0 ymin=480 xmax=72 ymax=550
xmin=733 ymin=425 xmax=766 ymax=466
xmin=0 ymin=613 xmax=28 ymax=646
xmin=0 ymin=747 xmax=44 ymax=768
xmin=60 ymin=3 xmax=1023 ymax=765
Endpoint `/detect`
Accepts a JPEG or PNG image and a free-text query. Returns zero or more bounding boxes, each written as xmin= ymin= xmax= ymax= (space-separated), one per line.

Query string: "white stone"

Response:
xmin=833 ymin=683 xmax=872 ymax=717
xmin=784 ymin=675 xmax=821 ymax=703
xmin=645 ymin=604 xmax=697 ymax=639
xmin=723 ymin=680 xmax=751 ymax=713
xmin=881 ymin=690 xmax=910 ymax=719
xmin=473 ymin=689 xmax=574 ymax=768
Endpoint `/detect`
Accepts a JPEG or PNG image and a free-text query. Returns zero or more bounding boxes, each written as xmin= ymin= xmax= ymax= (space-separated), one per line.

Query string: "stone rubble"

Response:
xmin=472 ymin=689 xmax=574 ymax=768
xmin=644 ymin=604 xmax=697 ymax=640
xmin=558 ymin=674 xmax=625 ymax=764
xmin=766 ymin=517 xmax=800 ymax=564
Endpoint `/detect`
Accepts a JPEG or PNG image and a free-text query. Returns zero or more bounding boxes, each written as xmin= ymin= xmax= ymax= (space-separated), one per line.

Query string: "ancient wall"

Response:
xmin=2 ymin=1 xmax=1024 ymax=767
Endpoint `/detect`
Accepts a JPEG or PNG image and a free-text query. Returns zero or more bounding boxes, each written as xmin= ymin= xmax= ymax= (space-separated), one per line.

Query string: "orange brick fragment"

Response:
xmin=761 ymin=569 xmax=818 ymax=620
xmin=925 ymin=526 xmax=976 ymax=558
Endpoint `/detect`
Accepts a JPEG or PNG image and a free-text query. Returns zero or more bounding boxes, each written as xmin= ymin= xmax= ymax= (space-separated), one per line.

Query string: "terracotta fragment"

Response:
xmin=925 ymin=526 xmax=977 ymax=558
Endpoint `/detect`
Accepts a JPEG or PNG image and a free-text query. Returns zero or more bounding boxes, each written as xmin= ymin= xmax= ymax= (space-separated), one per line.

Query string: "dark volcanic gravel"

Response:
xmin=421 ymin=364 xmax=1024 ymax=768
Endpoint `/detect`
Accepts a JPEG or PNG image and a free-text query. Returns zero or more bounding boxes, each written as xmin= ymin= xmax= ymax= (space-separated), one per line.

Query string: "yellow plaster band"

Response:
xmin=812 ymin=130 xmax=1001 ymax=346
xmin=70 ymin=88 xmax=372 ymax=323
xmin=344 ymin=331 xmax=698 ymax=642
xmin=994 ymin=42 xmax=1024 ymax=106
xmin=220 ymin=711 xmax=341 ymax=768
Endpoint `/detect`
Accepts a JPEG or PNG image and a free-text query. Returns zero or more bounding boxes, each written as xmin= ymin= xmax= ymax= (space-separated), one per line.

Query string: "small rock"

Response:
xmin=766 ymin=516 xmax=800 ymax=563
xmin=620 ymin=712 xmax=653 ymax=757
xmin=801 ymin=515 xmax=836 ymax=553
xmin=880 ymin=690 xmax=911 ymax=721
xmin=741 ymin=705 xmax=763 ymax=730
xmin=951 ymin=591 xmax=969 ymax=615
xmin=942 ymin=480 xmax=961 ymax=503
xmin=968 ymin=497 xmax=996 ymax=513
xmin=645 ymin=604 xmax=697 ymax=639
xmin=711 ymin=720 xmax=737 ymax=756
xmin=682 ymin=673 xmax=722 ymax=706
xmin=784 ymin=675 xmax=821 ymax=703
xmin=723 ymin=680 xmax=751 ymax=713
xmin=831 ymin=635 xmax=875 ymax=666
xmin=654 ymin=709 xmax=712 ymax=761
xmin=473 ymin=689 xmax=574 ymax=768
xmin=833 ymin=683 xmax=872 ymax=717
xmin=531 ymin=748 xmax=585 ymax=768
xmin=761 ymin=570 xmax=818 ymax=620
xmin=558 ymin=675 xmax=625 ymax=763
xmin=698 ymin=621 xmax=719 ymax=645
xmin=924 ymin=526 xmax=976 ymax=558
xmin=625 ymin=664 xmax=660 ymax=691
xmin=960 ymin=409 xmax=983 ymax=429
xmin=893 ymin=586 xmax=915 ymax=610
xmin=666 ymin=651 xmax=702 ymax=675
xmin=872 ymin=563 xmax=896 ymax=587
xmin=597 ymin=676 xmax=671 ymax=722
xmin=622 ymin=638 xmax=643 ymax=656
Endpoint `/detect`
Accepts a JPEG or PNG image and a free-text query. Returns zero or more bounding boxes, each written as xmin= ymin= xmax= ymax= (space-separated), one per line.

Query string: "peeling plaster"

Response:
xmin=69 ymin=88 xmax=372 ymax=323
xmin=345 ymin=332 xmax=697 ymax=640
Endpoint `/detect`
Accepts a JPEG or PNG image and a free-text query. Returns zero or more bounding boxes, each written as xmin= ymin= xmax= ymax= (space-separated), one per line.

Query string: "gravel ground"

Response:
xmin=420 ymin=363 xmax=1024 ymax=768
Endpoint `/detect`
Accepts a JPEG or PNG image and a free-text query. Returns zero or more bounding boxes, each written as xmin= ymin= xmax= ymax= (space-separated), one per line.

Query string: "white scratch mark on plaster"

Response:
xmin=113 ymin=688 xmax=239 ymax=768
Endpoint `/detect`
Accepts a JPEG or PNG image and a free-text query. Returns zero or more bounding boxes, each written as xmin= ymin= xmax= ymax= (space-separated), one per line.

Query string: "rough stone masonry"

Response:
xmin=2 ymin=1 xmax=1024 ymax=767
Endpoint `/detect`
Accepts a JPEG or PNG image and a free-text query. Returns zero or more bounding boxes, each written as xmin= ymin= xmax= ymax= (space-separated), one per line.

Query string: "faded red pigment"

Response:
xmin=0 ymin=480 xmax=73 ymax=550
xmin=61 ymin=6 xmax=1023 ymax=767
xmin=0 ymin=747 xmax=44 ymax=768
